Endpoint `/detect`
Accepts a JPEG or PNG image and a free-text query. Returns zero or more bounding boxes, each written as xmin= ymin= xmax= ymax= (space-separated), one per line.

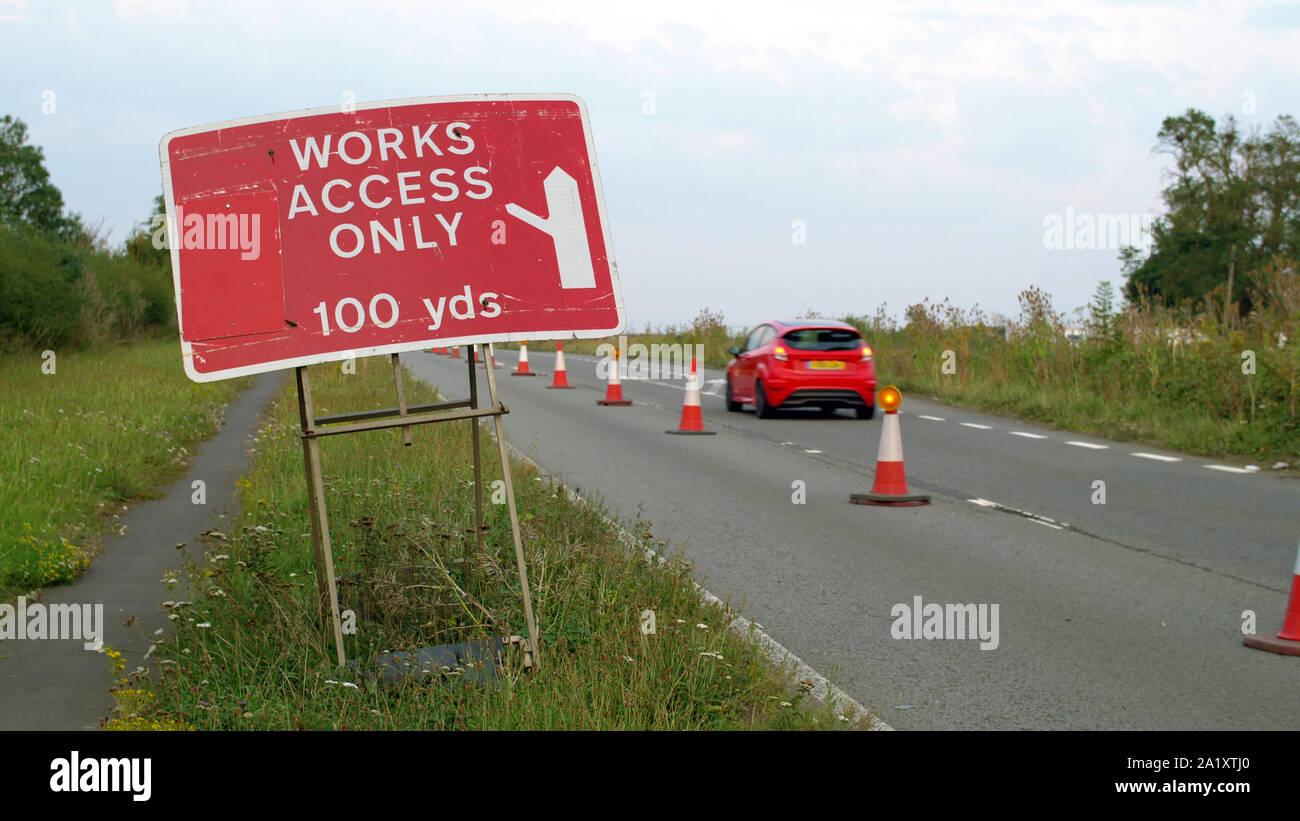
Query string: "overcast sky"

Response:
xmin=3 ymin=0 xmax=1299 ymax=330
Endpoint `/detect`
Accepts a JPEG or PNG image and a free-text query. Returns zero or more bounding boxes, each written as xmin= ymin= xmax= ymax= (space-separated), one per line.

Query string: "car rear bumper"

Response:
xmin=775 ymin=387 xmax=875 ymax=408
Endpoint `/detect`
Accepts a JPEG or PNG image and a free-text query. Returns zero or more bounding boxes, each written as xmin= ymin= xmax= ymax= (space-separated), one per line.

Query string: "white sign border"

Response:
xmin=159 ymin=93 xmax=626 ymax=383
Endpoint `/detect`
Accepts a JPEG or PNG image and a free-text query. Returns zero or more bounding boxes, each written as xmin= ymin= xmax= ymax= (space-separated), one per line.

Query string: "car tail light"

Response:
xmin=861 ymin=345 xmax=873 ymax=361
xmin=773 ymin=346 xmax=788 ymax=362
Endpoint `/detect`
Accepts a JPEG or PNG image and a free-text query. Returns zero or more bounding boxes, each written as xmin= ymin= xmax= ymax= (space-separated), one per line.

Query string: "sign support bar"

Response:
xmin=293 ymin=345 xmax=539 ymax=671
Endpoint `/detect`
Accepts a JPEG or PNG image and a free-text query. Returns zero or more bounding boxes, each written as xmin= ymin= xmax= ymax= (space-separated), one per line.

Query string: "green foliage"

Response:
xmin=0 ymin=220 xmax=175 ymax=349
xmin=0 ymin=114 xmax=81 ymax=239
xmin=0 ymin=115 xmax=173 ymax=349
xmin=870 ymin=272 xmax=1299 ymax=462
xmin=1124 ymin=109 xmax=1300 ymax=315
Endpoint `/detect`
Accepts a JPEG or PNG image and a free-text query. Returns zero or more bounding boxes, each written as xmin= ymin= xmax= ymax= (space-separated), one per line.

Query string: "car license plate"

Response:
xmin=808 ymin=361 xmax=845 ymax=370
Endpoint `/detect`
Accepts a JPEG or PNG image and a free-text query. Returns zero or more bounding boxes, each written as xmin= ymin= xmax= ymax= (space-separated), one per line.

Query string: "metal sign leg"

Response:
xmin=467 ymin=346 xmax=485 ymax=548
xmin=484 ymin=343 xmax=541 ymax=667
xmin=295 ymin=366 xmax=348 ymax=668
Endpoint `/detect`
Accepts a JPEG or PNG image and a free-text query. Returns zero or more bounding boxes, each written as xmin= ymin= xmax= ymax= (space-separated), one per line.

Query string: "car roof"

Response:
xmin=770 ymin=319 xmax=859 ymax=331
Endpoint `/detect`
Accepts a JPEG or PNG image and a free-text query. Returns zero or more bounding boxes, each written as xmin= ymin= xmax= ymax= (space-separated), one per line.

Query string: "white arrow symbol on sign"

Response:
xmin=505 ymin=166 xmax=597 ymax=290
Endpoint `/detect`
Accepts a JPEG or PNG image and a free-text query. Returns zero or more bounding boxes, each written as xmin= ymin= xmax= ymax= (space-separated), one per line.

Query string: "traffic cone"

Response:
xmin=597 ymin=348 xmax=632 ymax=406
xmin=547 ymin=342 xmax=574 ymax=389
xmin=512 ymin=342 xmax=536 ymax=376
xmin=450 ymin=346 xmax=462 ymax=359
xmin=1244 ymin=539 xmax=1300 ymax=656
xmin=479 ymin=347 xmax=501 ymax=369
xmin=850 ymin=386 xmax=930 ymax=506
xmin=666 ymin=358 xmax=716 ymax=435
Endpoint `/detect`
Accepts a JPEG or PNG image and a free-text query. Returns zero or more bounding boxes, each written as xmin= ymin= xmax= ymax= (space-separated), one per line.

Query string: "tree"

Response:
xmin=1122 ymin=109 xmax=1300 ymax=316
xmin=0 ymin=114 xmax=81 ymax=239
xmin=124 ymin=194 xmax=170 ymax=268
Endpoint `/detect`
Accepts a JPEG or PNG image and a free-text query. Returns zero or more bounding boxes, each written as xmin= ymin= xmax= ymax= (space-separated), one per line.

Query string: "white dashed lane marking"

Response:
xmin=968 ymin=498 xmax=1067 ymax=530
xmin=1204 ymin=465 xmax=1255 ymax=474
xmin=960 ymin=422 xmax=993 ymax=429
xmin=1066 ymin=441 xmax=1109 ymax=450
xmin=917 ymin=415 xmax=946 ymax=421
xmin=1132 ymin=453 xmax=1182 ymax=462
xmin=1009 ymin=431 xmax=1047 ymax=439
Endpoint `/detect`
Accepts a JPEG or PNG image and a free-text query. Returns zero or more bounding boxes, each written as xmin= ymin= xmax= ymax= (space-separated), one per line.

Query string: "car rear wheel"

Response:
xmin=856 ymin=404 xmax=875 ymax=419
xmin=725 ymin=377 xmax=742 ymax=412
xmin=755 ymin=380 xmax=775 ymax=419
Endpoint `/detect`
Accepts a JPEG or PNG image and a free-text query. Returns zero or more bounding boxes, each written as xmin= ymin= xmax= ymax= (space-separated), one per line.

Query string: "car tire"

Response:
xmin=725 ymin=377 xmax=742 ymax=412
xmin=856 ymin=404 xmax=876 ymax=420
xmin=755 ymin=380 xmax=774 ymax=419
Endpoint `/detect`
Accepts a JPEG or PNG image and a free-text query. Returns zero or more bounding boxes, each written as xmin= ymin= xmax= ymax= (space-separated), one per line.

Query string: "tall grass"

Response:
xmin=845 ymin=263 xmax=1299 ymax=462
xmin=0 ymin=340 xmax=246 ymax=595
xmin=107 ymin=357 xmax=863 ymax=730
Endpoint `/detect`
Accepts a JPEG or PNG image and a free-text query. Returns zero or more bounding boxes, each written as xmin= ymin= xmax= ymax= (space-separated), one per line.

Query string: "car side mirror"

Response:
xmin=728 ymin=346 xmax=741 ymax=357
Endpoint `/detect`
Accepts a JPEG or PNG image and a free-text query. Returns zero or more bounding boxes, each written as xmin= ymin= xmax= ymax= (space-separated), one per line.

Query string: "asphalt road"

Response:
xmin=404 ymin=347 xmax=1300 ymax=730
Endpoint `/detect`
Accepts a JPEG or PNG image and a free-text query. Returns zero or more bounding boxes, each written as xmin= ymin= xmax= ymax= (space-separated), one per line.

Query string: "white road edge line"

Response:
xmin=1009 ymin=431 xmax=1047 ymax=439
xmin=489 ymin=425 xmax=888 ymax=730
xmin=1065 ymin=441 xmax=1108 ymax=450
xmin=1131 ymin=452 xmax=1182 ymax=462
xmin=1204 ymin=464 xmax=1254 ymax=474
xmin=960 ymin=422 xmax=993 ymax=430
xmin=917 ymin=415 xmax=946 ymax=422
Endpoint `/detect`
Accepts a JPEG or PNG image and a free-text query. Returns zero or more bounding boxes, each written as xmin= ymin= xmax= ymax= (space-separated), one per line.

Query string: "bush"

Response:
xmin=0 ymin=222 xmax=175 ymax=350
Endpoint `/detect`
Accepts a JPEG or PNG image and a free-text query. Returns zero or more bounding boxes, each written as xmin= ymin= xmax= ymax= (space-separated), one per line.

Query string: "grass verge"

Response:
xmin=107 ymin=355 xmax=865 ymax=730
xmin=0 ymin=338 xmax=246 ymax=597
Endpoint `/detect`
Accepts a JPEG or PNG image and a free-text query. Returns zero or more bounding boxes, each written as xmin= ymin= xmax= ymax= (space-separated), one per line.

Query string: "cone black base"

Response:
xmin=546 ymin=385 xmax=575 ymax=390
xmin=510 ymin=372 xmax=538 ymax=377
xmin=597 ymin=399 xmax=632 ymax=406
xmin=850 ymin=492 xmax=931 ymax=506
xmin=665 ymin=429 xmax=717 ymax=435
xmin=1243 ymin=633 xmax=1300 ymax=656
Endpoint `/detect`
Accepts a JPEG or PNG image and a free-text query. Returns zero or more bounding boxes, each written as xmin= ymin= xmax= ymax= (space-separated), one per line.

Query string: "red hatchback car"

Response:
xmin=725 ymin=320 xmax=877 ymax=419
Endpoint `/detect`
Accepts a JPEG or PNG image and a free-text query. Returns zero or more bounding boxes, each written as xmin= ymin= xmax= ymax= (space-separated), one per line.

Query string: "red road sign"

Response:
xmin=160 ymin=94 xmax=625 ymax=382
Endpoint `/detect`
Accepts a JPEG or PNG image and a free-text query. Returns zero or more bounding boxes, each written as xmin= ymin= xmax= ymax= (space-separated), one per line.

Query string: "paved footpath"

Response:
xmin=0 ymin=373 xmax=282 ymax=730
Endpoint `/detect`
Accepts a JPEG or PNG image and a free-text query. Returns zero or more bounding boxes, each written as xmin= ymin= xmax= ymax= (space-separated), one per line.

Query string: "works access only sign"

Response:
xmin=159 ymin=94 xmax=625 ymax=382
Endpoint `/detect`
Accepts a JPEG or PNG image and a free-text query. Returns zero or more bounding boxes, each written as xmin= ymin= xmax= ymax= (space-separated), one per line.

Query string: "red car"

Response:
xmin=725 ymin=320 xmax=877 ymax=419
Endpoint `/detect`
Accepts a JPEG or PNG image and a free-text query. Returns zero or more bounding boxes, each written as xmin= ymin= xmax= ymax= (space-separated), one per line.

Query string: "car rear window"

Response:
xmin=782 ymin=328 xmax=862 ymax=351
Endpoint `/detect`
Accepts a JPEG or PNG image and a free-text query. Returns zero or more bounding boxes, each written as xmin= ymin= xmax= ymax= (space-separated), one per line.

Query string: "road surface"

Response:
xmin=405 ymin=347 xmax=1300 ymax=730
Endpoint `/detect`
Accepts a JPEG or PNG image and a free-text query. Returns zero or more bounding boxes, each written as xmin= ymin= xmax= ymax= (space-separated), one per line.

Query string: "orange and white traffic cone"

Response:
xmin=479 ymin=347 xmax=501 ymax=368
xmin=547 ymin=342 xmax=574 ymax=389
xmin=450 ymin=346 xmax=462 ymax=359
xmin=666 ymin=358 xmax=716 ymax=435
xmin=1244 ymin=539 xmax=1300 ymax=656
xmin=512 ymin=342 xmax=536 ymax=376
xmin=597 ymin=348 xmax=632 ymax=406
xmin=850 ymin=386 xmax=930 ymax=506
